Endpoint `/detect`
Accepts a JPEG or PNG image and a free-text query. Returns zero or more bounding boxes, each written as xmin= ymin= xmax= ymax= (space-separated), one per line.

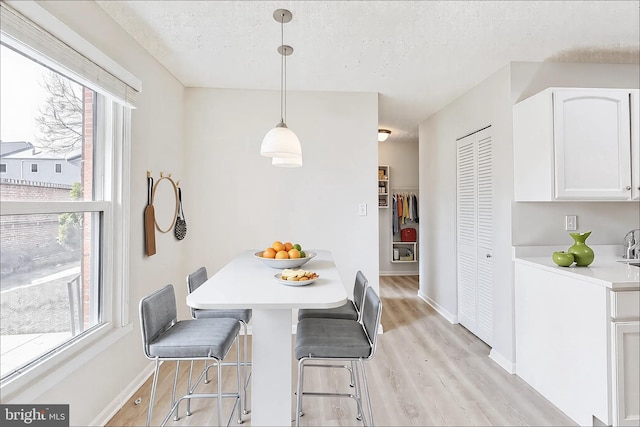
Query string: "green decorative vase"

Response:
xmin=567 ymin=231 xmax=594 ymax=267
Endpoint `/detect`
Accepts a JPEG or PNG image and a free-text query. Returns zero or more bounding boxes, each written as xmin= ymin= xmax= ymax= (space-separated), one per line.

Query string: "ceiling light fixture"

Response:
xmin=378 ymin=129 xmax=391 ymax=142
xmin=260 ymin=9 xmax=302 ymax=166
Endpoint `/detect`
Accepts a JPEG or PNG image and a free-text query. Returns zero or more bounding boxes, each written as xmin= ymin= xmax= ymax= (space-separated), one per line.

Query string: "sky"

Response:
xmin=0 ymin=44 xmax=49 ymax=143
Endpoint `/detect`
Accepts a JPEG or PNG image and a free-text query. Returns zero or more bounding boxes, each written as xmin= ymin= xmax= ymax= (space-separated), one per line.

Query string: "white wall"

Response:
xmin=418 ymin=64 xmax=514 ymax=366
xmin=418 ymin=61 xmax=640 ymax=372
xmin=3 ymin=2 xmax=187 ymax=425
xmin=378 ymin=139 xmax=419 ymax=275
xmin=512 ymin=202 xmax=640 ymax=247
xmin=183 ymin=87 xmax=380 ymax=299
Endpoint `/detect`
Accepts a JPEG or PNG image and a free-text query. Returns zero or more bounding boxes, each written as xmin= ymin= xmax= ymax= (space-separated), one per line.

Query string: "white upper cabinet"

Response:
xmin=513 ymin=88 xmax=638 ymax=201
xmin=631 ymin=90 xmax=640 ymax=200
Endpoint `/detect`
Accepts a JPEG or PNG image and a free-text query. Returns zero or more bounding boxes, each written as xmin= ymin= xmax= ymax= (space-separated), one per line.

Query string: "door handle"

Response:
xmin=486 ymin=254 xmax=492 ymax=258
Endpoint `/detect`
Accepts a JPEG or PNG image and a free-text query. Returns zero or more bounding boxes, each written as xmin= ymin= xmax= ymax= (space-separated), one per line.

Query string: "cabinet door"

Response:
xmin=613 ymin=322 xmax=640 ymax=426
xmin=457 ymin=129 xmax=493 ymax=345
xmin=631 ymin=90 xmax=639 ymax=200
xmin=554 ymin=89 xmax=632 ymax=200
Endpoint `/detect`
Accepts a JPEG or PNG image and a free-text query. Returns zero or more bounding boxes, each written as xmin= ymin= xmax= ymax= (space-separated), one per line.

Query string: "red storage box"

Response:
xmin=401 ymin=228 xmax=416 ymax=242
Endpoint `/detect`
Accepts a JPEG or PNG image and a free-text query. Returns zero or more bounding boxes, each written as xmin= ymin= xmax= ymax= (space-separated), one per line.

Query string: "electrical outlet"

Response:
xmin=359 ymin=203 xmax=367 ymax=216
xmin=565 ymin=215 xmax=577 ymax=231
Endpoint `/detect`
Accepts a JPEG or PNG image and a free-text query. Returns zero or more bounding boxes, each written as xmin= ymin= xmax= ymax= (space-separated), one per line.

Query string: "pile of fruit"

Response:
xmin=281 ymin=269 xmax=319 ymax=281
xmin=260 ymin=241 xmax=306 ymax=259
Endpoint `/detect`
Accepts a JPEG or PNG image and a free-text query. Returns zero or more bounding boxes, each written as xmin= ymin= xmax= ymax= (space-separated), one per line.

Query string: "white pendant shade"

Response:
xmin=260 ymin=124 xmax=302 ymax=158
xmin=272 ymin=155 xmax=302 ymax=167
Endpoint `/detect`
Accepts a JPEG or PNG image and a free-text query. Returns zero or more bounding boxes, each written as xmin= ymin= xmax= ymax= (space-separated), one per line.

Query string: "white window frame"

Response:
xmin=55 ymin=163 xmax=61 ymax=173
xmin=0 ymin=163 xmax=6 ymax=173
xmin=0 ymin=1 xmax=134 ymax=401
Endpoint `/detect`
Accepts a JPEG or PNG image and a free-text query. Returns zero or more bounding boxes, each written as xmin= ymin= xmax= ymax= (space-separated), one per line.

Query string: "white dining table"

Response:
xmin=186 ymin=249 xmax=348 ymax=426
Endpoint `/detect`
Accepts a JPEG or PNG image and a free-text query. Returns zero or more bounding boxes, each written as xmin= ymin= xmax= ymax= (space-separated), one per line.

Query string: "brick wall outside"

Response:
xmin=0 ymin=183 xmax=77 ymax=277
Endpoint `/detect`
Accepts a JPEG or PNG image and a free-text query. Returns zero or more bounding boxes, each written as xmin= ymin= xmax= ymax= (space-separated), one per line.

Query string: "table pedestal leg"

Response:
xmin=251 ymin=308 xmax=292 ymax=426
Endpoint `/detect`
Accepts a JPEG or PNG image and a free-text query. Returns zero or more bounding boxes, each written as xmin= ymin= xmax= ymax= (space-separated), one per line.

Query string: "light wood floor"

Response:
xmin=107 ymin=276 xmax=576 ymax=426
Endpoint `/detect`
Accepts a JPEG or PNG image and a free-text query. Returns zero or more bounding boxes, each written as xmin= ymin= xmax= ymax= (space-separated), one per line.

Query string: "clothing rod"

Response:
xmin=391 ymin=186 xmax=419 ymax=190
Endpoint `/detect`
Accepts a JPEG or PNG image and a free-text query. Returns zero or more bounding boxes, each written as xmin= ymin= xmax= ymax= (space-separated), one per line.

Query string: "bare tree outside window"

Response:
xmin=34 ymin=70 xmax=83 ymax=155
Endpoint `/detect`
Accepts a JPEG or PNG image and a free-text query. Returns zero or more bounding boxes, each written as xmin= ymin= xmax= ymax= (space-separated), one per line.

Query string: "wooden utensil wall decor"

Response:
xmin=145 ymin=171 xmax=182 ymax=256
xmin=144 ymin=172 xmax=156 ymax=256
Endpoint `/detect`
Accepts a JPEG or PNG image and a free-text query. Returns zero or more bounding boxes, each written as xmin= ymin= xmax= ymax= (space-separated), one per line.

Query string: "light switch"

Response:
xmin=359 ymin=203 xmax=367 ymax=216
xmin=565 ymin=215 xmax=577 ymax=231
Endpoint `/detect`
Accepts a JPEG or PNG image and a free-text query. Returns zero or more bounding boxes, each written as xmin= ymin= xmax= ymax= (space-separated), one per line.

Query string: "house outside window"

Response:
xmin=0 ymin=1 xmax=138 ymax=388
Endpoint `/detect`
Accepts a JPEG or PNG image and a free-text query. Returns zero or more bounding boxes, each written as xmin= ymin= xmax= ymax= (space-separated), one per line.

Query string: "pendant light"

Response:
xmin=260 ymin=9 xmax=302 ymax=165
xmin=272 ymin=156 xmax=303 ymax=167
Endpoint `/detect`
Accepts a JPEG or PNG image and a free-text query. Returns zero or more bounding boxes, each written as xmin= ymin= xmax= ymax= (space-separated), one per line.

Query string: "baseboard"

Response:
xmin=417 ymin=290 xmax=458 ymax=324
xmin=379 ymin=270 xmax=419 ymax=276
xmin=489 ymin=349 xmax=515 ymax=374
xmin=90 ymin=361 xmax=156 ymax=426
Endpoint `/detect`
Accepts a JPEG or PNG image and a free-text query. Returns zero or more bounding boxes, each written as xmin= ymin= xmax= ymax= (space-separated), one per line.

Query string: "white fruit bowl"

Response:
xmin=254 ymin=251 xmax=316 ymax=269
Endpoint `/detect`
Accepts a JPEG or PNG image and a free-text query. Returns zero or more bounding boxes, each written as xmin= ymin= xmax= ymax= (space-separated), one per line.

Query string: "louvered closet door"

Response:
xmin=456 ymin=128 xmax=494 ymax=346
xmin=457 ymin=137 xmax=477 ymax=330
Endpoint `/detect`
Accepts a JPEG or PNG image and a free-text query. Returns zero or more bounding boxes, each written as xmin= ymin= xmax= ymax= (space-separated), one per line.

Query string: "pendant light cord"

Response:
xmin=280 ymin=14 xmax=285 ymax=123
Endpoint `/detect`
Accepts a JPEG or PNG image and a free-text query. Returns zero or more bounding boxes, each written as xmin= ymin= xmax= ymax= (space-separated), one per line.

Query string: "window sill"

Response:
xmin=1 ymin=322 xmax=133 ymax=402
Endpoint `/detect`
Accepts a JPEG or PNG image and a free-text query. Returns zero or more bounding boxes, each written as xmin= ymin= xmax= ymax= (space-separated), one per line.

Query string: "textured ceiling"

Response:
xmin=96 ymin=0 xmax=639 ymax=143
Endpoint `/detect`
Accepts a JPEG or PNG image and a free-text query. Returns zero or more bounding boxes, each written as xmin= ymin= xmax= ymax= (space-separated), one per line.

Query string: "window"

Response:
xmin=0 ymin=1 xmax=139 ymax=387
xmin=0 ymin=164 xmax=5 ymax=173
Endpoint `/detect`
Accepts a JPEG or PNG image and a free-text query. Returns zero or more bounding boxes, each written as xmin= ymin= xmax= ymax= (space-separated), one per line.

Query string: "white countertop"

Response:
xmin=513 ymin=245 xmax=640 ymax=290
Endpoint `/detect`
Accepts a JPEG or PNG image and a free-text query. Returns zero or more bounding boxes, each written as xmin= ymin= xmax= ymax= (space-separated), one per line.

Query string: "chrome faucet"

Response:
xmin=623 ymin=229 xmax=640 ymax=259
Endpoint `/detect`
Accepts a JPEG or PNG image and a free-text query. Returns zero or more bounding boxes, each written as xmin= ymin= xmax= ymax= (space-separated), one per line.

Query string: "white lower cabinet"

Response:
xmin=515 ymin=264 xmax=640 ymax=426
xmin=611 ymin=290 xmax=640 ymax=426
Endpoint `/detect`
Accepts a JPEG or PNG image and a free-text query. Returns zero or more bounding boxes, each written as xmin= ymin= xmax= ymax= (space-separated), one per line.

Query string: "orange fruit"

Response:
xmin=288 ymin=248 xmax=300 ymax=259
xmin=284 ymin=242 xmax=293 ymax=251
xmin=272 ymin=241 xmax=285 ymax=252
xmin=263 ymin=248 xmax=276 ymax=258
xmin=275 ymin=250 xmax=289 ymax=259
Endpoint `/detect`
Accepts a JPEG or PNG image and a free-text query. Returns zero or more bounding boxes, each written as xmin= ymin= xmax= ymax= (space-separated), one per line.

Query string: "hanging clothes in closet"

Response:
xmin=392 ymin=192 xmax=419 ymax=235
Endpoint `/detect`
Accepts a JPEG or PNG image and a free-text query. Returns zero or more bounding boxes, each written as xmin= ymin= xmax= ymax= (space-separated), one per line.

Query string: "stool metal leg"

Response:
xmin=186 ymin=361 xmax=195 ymax=416
xmin=295 ymin=358 xmax=305 ymax=426
xmin=172 ymin=360 xmax=181 ymax=421
xmin=241 ymin=320 xmax=250 ymax=415
xmin=353 ymin=360 xmax=363 ymax=421
xmin=146 ymin=358 xmax=161 ymax=427
xmin=236 ymin=335 xmax=243 ymax=424
xmin=359 ymin=358 xmax=374 ymax=426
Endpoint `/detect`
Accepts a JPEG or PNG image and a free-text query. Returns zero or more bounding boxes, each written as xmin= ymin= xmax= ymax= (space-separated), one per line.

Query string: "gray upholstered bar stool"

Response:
xmin=297 ymin=270 xmax=368 ymax=389
xmin=295 ymin=286 xmax=382 ymax=426
xmin=139 ymin=284 xmax=242 ymax=427
xmin=187 ymin=267 xmax=252 ymax=415
xmin=297 ymin=270 xmax=368 ymax=322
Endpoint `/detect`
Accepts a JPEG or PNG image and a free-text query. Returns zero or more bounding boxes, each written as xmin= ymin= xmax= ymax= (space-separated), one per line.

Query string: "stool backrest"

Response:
xmin=361 ymin=286 xmax=382 ymax=358
xmin=353 ymin=271 xmax=368 ymax=313
xmin=140 ymin=284 xmax=177 ymax=358
xmin=186 ymin=267 xmax=208 ymax=318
